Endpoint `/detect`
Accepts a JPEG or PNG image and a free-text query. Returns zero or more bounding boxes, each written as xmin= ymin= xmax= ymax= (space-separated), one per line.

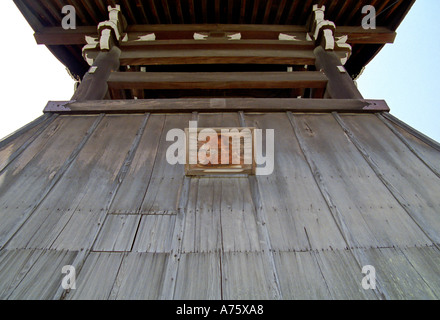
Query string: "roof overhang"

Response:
xmin=14 ymin=0 xmax=415 ymax=79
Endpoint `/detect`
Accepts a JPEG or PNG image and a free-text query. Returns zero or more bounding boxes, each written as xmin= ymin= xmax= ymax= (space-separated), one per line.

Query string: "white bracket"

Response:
xmin=97 ymin=5 xmax=127 ymax=51
xmin=307 ymin=5 xmax=336 ymax=50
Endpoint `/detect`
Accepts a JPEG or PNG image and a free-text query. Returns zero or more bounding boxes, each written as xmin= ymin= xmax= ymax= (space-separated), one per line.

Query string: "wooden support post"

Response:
xmin=314 ymin=46 xmax=363 ymax=99
xmin=72 ymin=46 xmax=121 ymax=101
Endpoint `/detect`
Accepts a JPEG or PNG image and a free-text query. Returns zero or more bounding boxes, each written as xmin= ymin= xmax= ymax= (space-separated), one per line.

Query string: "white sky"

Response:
xmin=0 ymin=1 xmax=439 ymax=143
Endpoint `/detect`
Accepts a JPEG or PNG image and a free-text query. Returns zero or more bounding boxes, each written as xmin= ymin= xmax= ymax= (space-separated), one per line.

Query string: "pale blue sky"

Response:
xmin=357 ymin=0 xmax=440 ymax=142
xmin=0 ymin=0 xmax=438 ymax=143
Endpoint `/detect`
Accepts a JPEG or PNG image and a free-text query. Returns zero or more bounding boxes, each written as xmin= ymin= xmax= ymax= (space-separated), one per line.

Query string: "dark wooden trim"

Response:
xmin=121 ymin=39 xmax=315 ymax=50
xmin=34 ymin=26 xmax=98 ymax=45
xmin=43 ymin=98 xmax=389 ymax=114
xmin=72 ymin=46 xmax=121 ymax=101
xmin=107 ymin=71 xmax=327 ymax=90
xmin=119 ymin=48 xmax=316 ymax=66
xmin=335 ymin=27 xmax=396 ymax=44
xmin=31 ymin=24 xmax=397 ymax=46
xmin=314 ymin=46 xmax=363 ymax=100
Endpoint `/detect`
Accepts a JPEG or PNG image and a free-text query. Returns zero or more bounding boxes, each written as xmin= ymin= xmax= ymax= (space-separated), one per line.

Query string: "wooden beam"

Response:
xmin=43 ymin=98 xmax=389 ymax=114
xmin=72 ymin=46 xmax=121 ymax=101
xmin=335 ymin=26 xmax=396 ymax=44
xmin=119 ymin=49 xmax=316 ymax=66
xmin=107 ymin=71 xmax=328 ymax=90
xmin=31 ymin=24 xmax=397 ymax=46
xmin=120 ymin=39 xmax=314 ymax=50
xmin=34 ymin=26 xmax=98 ymax=45
xmin=314 ymin=46 xmax=363 ymax=99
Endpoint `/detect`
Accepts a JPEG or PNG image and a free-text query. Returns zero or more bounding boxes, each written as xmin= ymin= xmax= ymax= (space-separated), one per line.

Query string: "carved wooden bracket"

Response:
xmin=307 ymin=5 xmax=352 ymax=65
xmin=97 ymin=5 xmax=128 ymax=51
xmin=82 ymin=5 xmax=128 ymax=65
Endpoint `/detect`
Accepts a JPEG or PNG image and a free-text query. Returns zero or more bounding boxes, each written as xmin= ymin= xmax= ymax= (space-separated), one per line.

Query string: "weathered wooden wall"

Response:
xmin=1 ymin=110 xmax=439 ymax=300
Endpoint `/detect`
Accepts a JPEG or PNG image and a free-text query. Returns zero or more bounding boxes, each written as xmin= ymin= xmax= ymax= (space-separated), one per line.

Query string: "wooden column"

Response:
xmin=307 ymin=5 xmax=363 ymax=100
xmin=314 ymin=46 xmax=363 ymax=99
xmin=72 ymin=44 xmax=121 ymax=101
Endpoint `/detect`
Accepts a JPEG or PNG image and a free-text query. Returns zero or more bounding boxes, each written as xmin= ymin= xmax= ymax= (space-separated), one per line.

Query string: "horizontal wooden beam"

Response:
xmin=335 ymin=26 xmax=396 ymax=44
xmin=34 ymin=26 xmax=98 ymax=45
xmin=121 ymin=39 xmax=315 ymax=50
xmin=43 ymin=98 xmax=390 ymax=114
xmin=32 ymin=24 xmax=397 ymax=46
xmin=119 ymin=49 xmax=316 ymax=66
xmin=107 ymin=71 xmax=327 ymax=90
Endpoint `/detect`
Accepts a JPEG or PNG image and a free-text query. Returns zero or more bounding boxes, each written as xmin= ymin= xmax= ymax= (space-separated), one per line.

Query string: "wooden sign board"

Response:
xmin=185 ymin=127 xmax=256 ymax=175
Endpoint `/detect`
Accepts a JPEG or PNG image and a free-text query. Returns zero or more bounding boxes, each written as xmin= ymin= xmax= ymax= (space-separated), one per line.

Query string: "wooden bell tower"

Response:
xmin=2 ymin=0 xmax=440 ymax=301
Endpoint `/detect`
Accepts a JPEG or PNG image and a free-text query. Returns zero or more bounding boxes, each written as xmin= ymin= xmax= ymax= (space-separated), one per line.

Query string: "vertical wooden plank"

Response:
xmin=273 ymin=251 xmax=331 ymax=300
xmin=316 ymin=249 xmax=379 ymax=300
xmin=0 ymin=114 xmax=52 ymax=170
xmin=7 ymin=249 xmax=78 ymax=300
xmin=6 ymin=115 xmax=142 ymax=251
xmin=181 ymin=177 xmax=222 ymax=253
xmin=174 ymin=252 xmax=222 ymax=299
xmin=220 ymin=178 xmax=261 ymax=252
xmin=222 ymin=252 xmax=279 ymax=300
xmin=65 ymin=252 xmax=124 ymax=300
xmin=109 ymin=114 xmax=165 ymax=214
xmin=336 ymin=114 xmax=440 ymax=245
xmin=244 ymin=113 xmax=347 ymax=251
xmin=401 ymin=246 xmax=440 ymax=297
xmin=131 ymin=215 xmax=176 ymax=253
xmin=238 ymin=112 xmax=282 ymax=300
xmin=50 ymin=115 xmax=147 ymax=251
xmin=0 ymin=114 xmax=57 ymax=174
xmin=289 ymin=113 xmax=432 ymax=249
xmin=109 ymin=252 xmax=169 ymax=300
xmin=356 ymin=247 xmax=438 ymax=299
xmin=1 ymin=115 xmax=102 ymax=250
xmin=379 ymin=113 xmax=440 ymax=175
xmin=92 ymin=215 xmax=141 ymax=252
xmin=139 ymin=114 xmax=192 ymax=215
xmin=0 ymin=249 xmax=44 ymax=299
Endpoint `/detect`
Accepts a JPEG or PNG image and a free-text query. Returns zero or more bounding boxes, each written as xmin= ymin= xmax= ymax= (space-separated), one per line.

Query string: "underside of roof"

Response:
xmin=14 ymin=0 xmax=415 ymax=79
xmin=0 ymin=110 xmax=439 ymax=299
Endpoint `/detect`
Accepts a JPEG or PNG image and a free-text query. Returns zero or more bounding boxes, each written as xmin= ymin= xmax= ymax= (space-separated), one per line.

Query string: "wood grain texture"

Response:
xmin=339 ymin=114 xmax=440 ymax=244
xmin=45 ymin=98 xmax=389 ymax=114
xmin=1 ymin=116 xmax=99 ymax=250
xmin=138 ymin=114 xmax=191 ymax=215
xmin=109 ymin=114 xmax=166 ymax=214
xmin=6 ymin=115 xmax=143 ymax=251
xmin=291 ymin=114 xmax=432 ymax=248
xmin=108 ymin=71 xmax=327 ymax=90
xmin=173 ymin=252 xmax=222 ymax=299
xmin=119 ymin=49 xmax=316 ymax=66
xmin=65 ymin=252 xmax=124 ymax=300
xmin=6 ymin=249 xmax=78 ymax=300
xmin=108 ymin=252 xmax=169 ymax=300
xmin=244 ymin=113 xmax=347 ymax=251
